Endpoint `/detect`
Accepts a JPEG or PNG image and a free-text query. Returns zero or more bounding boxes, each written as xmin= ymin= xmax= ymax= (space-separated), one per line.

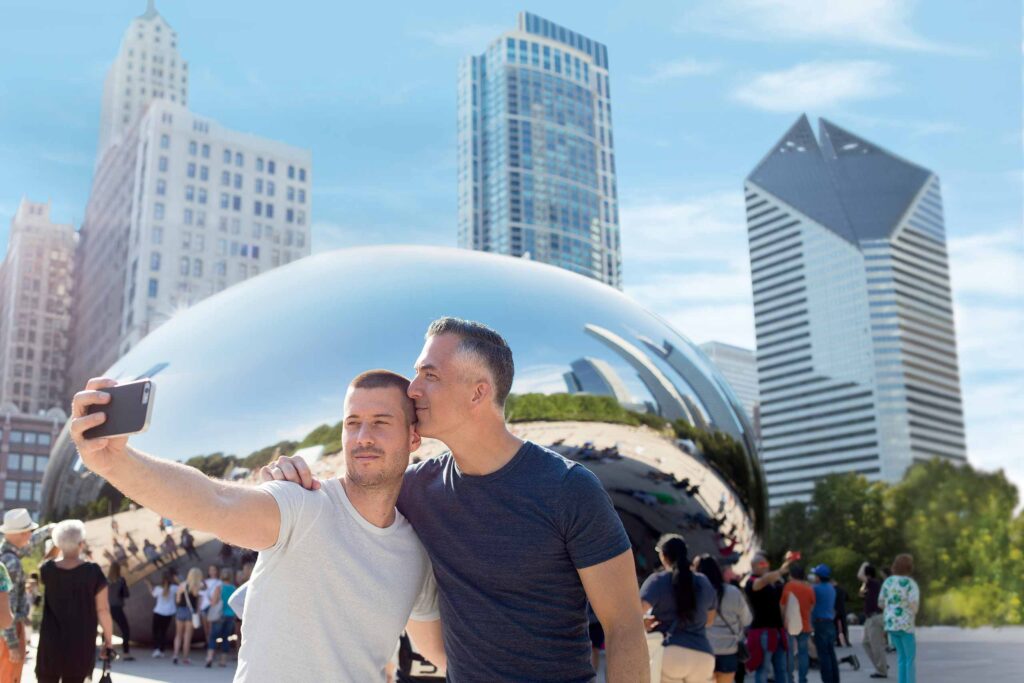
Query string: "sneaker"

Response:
xmin=152 ymin=649 xmax=161 ymax=658
xmin=173 ymin=657 xmax=178 ymax=665
xmin=205 ymin=660 xmax=213 ymax=668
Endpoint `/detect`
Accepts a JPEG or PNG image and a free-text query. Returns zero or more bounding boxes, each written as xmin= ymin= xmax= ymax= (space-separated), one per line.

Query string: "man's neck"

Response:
xmin=446 ymin=419 xmax=524 ymax=476
xmin=339 ymin=476 xmax=401 ymax=529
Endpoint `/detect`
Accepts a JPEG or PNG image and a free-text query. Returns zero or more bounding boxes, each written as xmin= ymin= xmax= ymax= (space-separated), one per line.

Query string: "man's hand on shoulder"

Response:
xmin=260 ymin=455 xmax=322 ymax=490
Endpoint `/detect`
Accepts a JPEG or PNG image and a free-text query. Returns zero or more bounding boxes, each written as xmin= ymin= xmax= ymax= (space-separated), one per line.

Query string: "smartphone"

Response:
xmin=83 ymin=379 xmax=156 ymax=439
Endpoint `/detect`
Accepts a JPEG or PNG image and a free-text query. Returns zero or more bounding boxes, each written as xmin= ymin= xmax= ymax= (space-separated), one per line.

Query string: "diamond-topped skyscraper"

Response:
xmin=458 ymin=12 xmax=621 ymax=287
xmin=745 ymin=116 xmax=967 ymax=507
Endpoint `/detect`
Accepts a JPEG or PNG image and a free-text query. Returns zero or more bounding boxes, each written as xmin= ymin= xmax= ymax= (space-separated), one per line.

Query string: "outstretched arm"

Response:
xmin=71 ymin=378 xmax=280 ymax=551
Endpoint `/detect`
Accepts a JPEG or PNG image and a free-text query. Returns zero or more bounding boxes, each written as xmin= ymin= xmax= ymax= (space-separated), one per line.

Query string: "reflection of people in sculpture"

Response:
xmin=70 ymin=370 xmax=445 ymax=681
xmin=266 ymin=317 xmax=650 ymax=681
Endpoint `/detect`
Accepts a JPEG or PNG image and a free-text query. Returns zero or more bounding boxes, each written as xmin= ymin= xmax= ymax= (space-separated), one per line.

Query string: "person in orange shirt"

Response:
xmin=781 ymin=564 xmax=815 ymax=683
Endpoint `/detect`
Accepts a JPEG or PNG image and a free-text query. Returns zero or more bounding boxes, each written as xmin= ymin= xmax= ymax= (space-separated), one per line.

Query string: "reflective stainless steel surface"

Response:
xmin=44 ymin=246 xmax=766 ymax=568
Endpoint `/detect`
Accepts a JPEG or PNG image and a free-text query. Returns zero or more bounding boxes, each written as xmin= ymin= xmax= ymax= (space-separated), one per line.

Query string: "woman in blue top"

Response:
xmin=640 ymin=534 xmax=717 ymax=683
xmin=205 ymin=567 xmax=237 ymax=668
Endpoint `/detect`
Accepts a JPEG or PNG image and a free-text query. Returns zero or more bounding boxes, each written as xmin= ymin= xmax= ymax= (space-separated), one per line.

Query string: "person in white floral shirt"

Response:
xmin=878 ymin=554 xmax=919 ymax=683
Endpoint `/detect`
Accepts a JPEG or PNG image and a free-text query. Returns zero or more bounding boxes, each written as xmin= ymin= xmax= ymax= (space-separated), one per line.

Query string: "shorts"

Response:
xmin=589 ymin=622 xmax=605 ymax=650
xmin=175 ymin=606 xmax=193 ymax=622
xmin=715 ymin=653 xmax=739 ymax=673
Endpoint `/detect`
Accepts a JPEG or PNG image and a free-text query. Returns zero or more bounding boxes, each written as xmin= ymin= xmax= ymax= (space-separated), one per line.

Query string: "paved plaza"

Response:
xmin=17 ymin=625 xmax=1024 ymax=682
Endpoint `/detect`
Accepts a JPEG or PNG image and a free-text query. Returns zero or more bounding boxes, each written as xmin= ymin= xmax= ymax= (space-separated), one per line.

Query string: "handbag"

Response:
xmin=184 ymin=589 xmax=201 ymax=629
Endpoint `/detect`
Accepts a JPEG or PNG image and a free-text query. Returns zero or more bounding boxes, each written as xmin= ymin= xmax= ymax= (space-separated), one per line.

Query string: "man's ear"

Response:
xmin=471 ymin=380 xmax=492 ymax=406
xmin=409 ymin=422 xmax=422 ymax=453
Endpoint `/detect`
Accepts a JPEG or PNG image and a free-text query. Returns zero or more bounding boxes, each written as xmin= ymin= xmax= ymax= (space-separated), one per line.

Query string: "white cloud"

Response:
xmin=733 ymin=60 xmax=896 ymax=112
xmin=635 ymin=59 xmax=722 ymax=84
xmin=681 ymin=0 xmax=971 ymax=54
xmin=949 ymin=228 xmax=1024 ymax=300
xmin=621 ymin=191 xmax=756 ymax=348
xmin=413 ymin=24 xmax=506 ymax=52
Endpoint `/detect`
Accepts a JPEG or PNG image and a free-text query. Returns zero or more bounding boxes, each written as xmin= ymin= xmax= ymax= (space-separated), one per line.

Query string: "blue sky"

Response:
xmin=1 ymin=1 xmax=1022 ymax=489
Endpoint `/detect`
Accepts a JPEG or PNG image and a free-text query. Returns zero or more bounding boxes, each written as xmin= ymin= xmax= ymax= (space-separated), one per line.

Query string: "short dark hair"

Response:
xmin=426 ymin=317 xmax=514 ymax=406
xmin=864 ymin=564 xmax=877 ymax=578
xmin=789 ymin=563 xmax=805 ymax=580
xmin=350 ymin=370 xmax=415 ymax=424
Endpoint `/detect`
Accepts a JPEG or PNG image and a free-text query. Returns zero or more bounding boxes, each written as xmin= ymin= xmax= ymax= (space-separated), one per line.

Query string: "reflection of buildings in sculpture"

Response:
xmin=583 ymin=324 xmax=694 ymax=424
xmin=698 ymin=342 xmax=759 ymax=427
xmin=746 ymin=116 xmax=967 ymax=508
xmin=563 ymin=357 xmax=632 ymax=404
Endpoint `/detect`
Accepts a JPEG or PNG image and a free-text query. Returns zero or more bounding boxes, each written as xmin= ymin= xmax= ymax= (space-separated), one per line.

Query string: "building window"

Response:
xmin=253 ymin=245 xmax=260 ymax=259
xmin=193 ymin=258 xmax=203 ymax=277
xmin=152 ymin=226 xmax=163 ymax=244
xmin=151 ymin=252 xmax=161 ymax=270
xmin=298 ymin=189 xmax=306 ymax=204
xmin=299 ymin=168 xmax=306 ymax=182
xmin=297 ymin=210 xmax=306 ymax=226
xmin=188 ymin=140 xmax=197 ymax=155
xmin=256 ymin=157 xmax=264 ymax=172
xmin=147 ymin=277 xmax=159 ymax=298
xmin=160 ymin=134 xmax=170 ymax=149
xmin=255 ymin=178 xmax=263 ymax=194
xmin=198 ymin=188 xmax=207 ymax=204
xmin=220 ymin=193 xmax=229 ymax=209
xmin=154 ymin=203 xmax=165 ymax=219
xmin=296 ymin=231 xmax=305 ymax=248
xmin=187 ymin=162 xmax=196 ymax=178
xmin=267 ymin=181 xmax=275 ymax=197
xmin=201 ymin=143 xmax=210 ymax=158
xmin=200 ymin=165 xmax=209 ymax=181
xmin=185 ymin=185 xmax=195 ymax=201
xmin=223 ymin=149 xmax=232 ymax=163
xmin=4 ymin=482 xmax=16 ymax=501
xmin=268 ymin=160 xmax=276 ymax=174
xmin=180 ymin=257 xmax=190 ymax=276
xmin=265 ymin=204 xmax=274 ymax=218
xmin=233 ymin=173 xmax=242 ymax=189
xmin=287 ymin=186 xmax=295 ymax=201
xmin=158 ymin=156 xmax=168 ymax=172
xmin=221 ymin=170 xmax=230 ymax=186
xmin=254 ymin=201 xmax=262 ymax=216
xmin=235 ymin=152 xmax=244 ymax=167
xmin=232 ymin=196 xmax=241 ymax=211
xmin=156 ymin=179 xmax=166 ymax=196
xmin=286 ymin=208 xmax=294 ymax=223
xmin=288 ymin=165 xmax=295 ymax=179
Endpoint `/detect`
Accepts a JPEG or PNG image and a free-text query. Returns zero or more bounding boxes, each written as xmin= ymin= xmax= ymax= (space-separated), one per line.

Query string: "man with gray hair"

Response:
xmin=266 ymin=317 xmax=649 ymax=682
xmin=0 ymin=509 xmax=52 ymax=682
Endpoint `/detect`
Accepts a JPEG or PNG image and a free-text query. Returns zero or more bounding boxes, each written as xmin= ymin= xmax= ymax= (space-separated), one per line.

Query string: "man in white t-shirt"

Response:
xmin=69 ymin=370 xmax=444 ymax=682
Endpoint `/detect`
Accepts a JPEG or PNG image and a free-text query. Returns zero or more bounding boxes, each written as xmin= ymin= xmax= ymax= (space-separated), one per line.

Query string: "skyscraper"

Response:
xmin=0 ymin=199 xmax=76 ymax=414
xmin=699 ymin=341 xmax=759 ymax=426
xmin=458 ymin=12 xmax=621 ymax=287
xmin=745 ymin=115 xmax=966 ymax=508
xmin=68 ymin=6 xmax=311 ymax=394
xmin=97 ymin=1 xmax=188 ymax=160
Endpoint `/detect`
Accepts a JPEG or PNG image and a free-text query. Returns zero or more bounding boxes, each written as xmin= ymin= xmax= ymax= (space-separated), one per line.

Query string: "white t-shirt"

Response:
xmin=199 ymin=577 xmax=222 ymax=611
xmin=233 ymin=479 xmax=439 ymax=682
xmin=151 ymin=584 xmax=178 ymax=617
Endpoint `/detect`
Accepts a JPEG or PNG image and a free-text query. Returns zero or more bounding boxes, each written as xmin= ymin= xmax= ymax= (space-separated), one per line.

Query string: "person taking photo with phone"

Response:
xmin=70 ymin=370 xmax=444 ymax=682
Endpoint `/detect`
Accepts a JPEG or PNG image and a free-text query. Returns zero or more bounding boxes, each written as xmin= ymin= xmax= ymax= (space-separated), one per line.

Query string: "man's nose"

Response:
xmin=407 ymin=378 xmax=422 ymax=399
xmin=355 ymin=423 xmax=375 ymax=444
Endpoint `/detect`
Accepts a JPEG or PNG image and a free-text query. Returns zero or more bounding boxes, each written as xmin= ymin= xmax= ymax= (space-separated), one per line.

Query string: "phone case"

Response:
xmin=83 ymin=379 xmax=155 ymax=439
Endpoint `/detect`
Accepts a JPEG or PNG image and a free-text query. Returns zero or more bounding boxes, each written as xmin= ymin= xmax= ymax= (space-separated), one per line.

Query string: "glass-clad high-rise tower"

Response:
xmin=746 ymin=116 xmax=967 ymax=508
xmin=458 ymin=12 xmax=621 ymax=287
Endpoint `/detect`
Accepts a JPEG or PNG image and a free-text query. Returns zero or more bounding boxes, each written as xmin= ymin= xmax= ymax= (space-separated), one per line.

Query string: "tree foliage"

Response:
xmin=766 ymin=459 xmax=1024 ymax=626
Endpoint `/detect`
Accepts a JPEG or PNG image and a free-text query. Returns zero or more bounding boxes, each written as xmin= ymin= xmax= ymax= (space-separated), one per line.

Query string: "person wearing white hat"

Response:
xmin=0 ymin=509 xmax=53 ymax=683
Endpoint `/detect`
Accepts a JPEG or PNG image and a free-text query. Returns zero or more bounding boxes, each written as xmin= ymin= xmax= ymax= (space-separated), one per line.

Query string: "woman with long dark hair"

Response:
xmin=640 ymin=534 xmax=717 ymax=683
xmin=695 ymin=555 xmax=752 ymax=683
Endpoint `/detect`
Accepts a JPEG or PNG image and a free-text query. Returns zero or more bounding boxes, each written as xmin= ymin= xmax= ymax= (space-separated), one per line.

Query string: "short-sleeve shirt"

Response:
xmin=234 ymin=479 xmax=438 ymax=682
xmin=640 ymin=570 xmax=715 ymax=654
xmin=812 ymin=582 xmax=836 ymax=621
xmin=397 ymin=441 xmax=631 ymax=682
xmin=781 ymin=581 xmax=815 ymax=633
xmin=746 ymin=579 xmax=784 ymax=629
xmin=880 ymin=575 xmax=919 ymax=633
xmin=37 ymin=560 xmax=107 ymax=678
xmin=151 ymin=584 xmax=178 ymax=616
xmin=863 ymin=578 xmax=882 ymax=617
xmin=0 ymin=564 xmax=10 ymax=594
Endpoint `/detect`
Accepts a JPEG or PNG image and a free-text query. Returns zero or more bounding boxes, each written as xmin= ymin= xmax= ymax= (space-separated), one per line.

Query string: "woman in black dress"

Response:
xmin=35 ymin=519 xmax=114 ymax=683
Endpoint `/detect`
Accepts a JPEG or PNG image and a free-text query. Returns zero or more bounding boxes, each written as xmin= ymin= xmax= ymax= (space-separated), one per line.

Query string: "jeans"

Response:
xmin=888 ymin=631 xmax=916 ymax=683
xmin=755 ymin=630 xmax=791 ymax=683
xmin=788 ymin=632 xmax=810 ymax=683
xmin=208 ymin=617 xmax=236 ymax=653
xmin=813 ymin=619 xmax=840 ymax=683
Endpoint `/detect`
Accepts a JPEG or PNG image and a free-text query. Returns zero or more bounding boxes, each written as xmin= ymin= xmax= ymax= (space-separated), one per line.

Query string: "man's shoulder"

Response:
xmin=521 ymin=441 xmax=592 ymax=485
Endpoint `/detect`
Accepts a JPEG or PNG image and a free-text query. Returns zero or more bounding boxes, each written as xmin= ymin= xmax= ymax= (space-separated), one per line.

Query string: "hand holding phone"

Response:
xmin=71 ymin=378 xmax=155 ymax=475
xmin=82 ymin=379 xmax=155 ymax=439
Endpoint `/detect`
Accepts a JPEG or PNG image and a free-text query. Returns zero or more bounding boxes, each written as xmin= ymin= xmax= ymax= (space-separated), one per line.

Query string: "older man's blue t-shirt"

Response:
xmin=397 ymin=441 xmax=631 ymax=683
